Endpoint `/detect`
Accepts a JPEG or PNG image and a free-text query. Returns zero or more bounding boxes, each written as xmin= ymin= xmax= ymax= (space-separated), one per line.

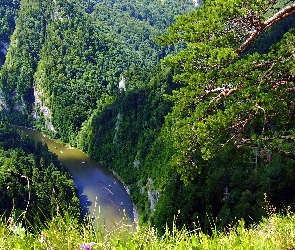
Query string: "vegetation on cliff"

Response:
xmin=76 ymin=0 xmax=295 ymax=233
xmin=1 ymin=0 xmax=295 ymax=237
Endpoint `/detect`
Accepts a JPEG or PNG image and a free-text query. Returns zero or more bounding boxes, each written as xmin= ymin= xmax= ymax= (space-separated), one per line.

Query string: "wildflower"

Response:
xmin=79 ymin=242 xmax=94 ymax=250
xmin=39 ymin=231 xmax=53 ymax=250
xmin=40 ymin=231 xmax=46 ymax=244
xmin=7 ymin=217 xmax=13 ymax=224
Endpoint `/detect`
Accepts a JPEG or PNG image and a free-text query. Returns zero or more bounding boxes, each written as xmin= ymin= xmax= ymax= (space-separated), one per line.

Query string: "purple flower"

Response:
xmin=79 ymin=242 xmax=94 ymax=250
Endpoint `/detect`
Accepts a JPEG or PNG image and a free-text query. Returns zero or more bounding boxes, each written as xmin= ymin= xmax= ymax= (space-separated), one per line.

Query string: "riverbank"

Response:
xmin=19 ymin=126 xmax=136 ymax=229
xmin=111 ymin=170 xmax=139 ymax=228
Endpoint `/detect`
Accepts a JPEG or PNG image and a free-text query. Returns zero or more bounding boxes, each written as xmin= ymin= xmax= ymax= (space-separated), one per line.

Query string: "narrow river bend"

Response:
xmin=20 ymin=127 xmax=135 ymax=230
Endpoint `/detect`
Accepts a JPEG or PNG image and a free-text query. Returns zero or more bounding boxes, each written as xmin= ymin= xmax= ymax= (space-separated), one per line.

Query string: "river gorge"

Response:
xmin=20 ymin=127 xmax=135 ymax=230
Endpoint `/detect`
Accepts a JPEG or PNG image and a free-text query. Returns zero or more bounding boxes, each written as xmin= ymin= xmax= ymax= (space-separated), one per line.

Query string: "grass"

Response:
xmin=0 ymin=212 xmax=295 ymax=249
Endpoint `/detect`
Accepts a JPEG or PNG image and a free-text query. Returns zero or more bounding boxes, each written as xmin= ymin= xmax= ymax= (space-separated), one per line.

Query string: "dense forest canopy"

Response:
xmin=1 ymin=0 xmax=295 ymax=235
xmin=76 ymin=0 xmax=295 ymax=233
xmin=0 ymin=0 xmax=195 ymax=142
xmin=0 ymin=0 xmax=20 ymax=65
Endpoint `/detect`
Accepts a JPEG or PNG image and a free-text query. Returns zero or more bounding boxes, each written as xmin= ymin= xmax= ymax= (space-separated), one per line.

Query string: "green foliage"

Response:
xmin=76 ymin=66 xmax=175 ymax=222
xmin=136 ymin=0 xmax=295 ymax=233
xmin=0 ymin=0 xmax=194 ymax=142
xmin=0 ymin=123 xmax=81 ymax=226
xmin=33 ymin=6 xmax=126 ymax=141
xmin=2 ymin=0 xmax=295 ymax=239
xmin=248 ymin=13 xmax=295 ymax=54
xmin=1 ymin=211 xmax=295 ymax=249
xmin=0 ymin=0 xmax=20 ymax=65
xmin=0 ymin=0 xmax=20 ymax=41
xmin=158 ymin=0 xmax=295 ymax=182
xmin=77 ymin=66 xmax=173 ymax=168
xmin=71 ymin=0 xmax=295 ymax=233
xmin=0 ymin=0 xmax=49 ymax=125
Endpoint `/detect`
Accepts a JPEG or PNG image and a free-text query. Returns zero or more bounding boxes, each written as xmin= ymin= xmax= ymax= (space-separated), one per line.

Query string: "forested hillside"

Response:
xmin=1 ymin=0 xmax=295 ymax=236
xmin=0 ymin=124 xmax=81 ymax=226
xmin=0 ymin=0 xmax=20 ymax=66
xmin=0 ymin=0 xmax=194 ymax=140
xmin=77 ymin=0 xmax=295 ymax=233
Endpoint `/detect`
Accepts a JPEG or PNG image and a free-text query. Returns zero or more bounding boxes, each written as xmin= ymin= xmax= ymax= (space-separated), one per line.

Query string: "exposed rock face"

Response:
xmin=0 ymin=90 xmax=26 ymax=114
xmin=33 ymin=84 xmax=56 ymax=132
xmin=134 ymin=152 xmax=140 ymax=169
xmin=147 ymin=178 xmax=159 ymax=211
xmin=0 ymin=41 xmax=26 ymax=113
xmin=13 ymin=92 xmax=25 ymax=112
xmin=113 ymin=112 xmax=122 ymax=143
xmin=192 ymin=0 xmax=203 ymax=7
xmin=0 ymin=89 xmax=8 ymax=110
xmin=119 ymin=76 xmax=126 ymax=92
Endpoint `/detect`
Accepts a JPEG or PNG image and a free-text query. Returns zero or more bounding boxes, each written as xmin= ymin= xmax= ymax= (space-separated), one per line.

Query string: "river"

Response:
xmin=19 ymin=127 xmax=135 ymax=230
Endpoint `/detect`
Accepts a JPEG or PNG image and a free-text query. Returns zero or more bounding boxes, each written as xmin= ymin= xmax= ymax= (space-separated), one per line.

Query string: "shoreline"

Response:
xmin=18 ymin=125 xmax=139 ymax=228
xmin=111 ymin=170 xmax=139 ymax=228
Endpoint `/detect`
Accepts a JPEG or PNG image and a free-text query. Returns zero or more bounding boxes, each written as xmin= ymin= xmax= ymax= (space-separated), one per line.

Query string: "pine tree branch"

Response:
xmin=236 ymin=3 xmax=295 ymax=54
xmin=274 ymin=147 xmax=295 ymax=160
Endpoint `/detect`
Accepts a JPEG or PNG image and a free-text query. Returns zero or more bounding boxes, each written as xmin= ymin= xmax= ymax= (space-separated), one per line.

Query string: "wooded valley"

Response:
xmin=0 ymin=0 xmax=295 ymax=235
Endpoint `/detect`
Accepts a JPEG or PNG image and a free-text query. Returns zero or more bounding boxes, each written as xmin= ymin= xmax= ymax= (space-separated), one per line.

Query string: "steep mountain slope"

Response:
xmin=0 ymin=0 xmax=195 ymax=141
xmin=0 ymin=0 xmax=195 ymax=230
xmin=2 ymin=0 xmax=295 ymax=234
xmin=77 ymin=0 xmax=295 ymax=233
xmin=0 ymin=0 xmax=20 ymax=65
